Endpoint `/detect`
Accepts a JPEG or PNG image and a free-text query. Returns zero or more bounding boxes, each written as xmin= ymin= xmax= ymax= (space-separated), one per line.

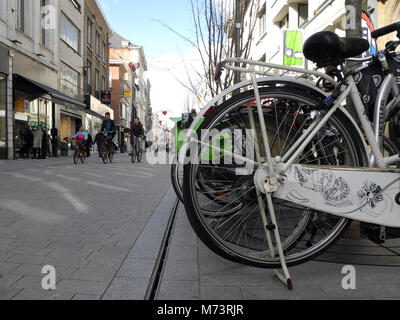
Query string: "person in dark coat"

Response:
xmin=86 ymin=133 xmax=93 ymax=157
xmin=51 ymin=127 xmax=59 ymax=157
xmin=94 ymin=129 xmax=104 ymax=157
xmin=101 ymin=112 xmax=116 ymax=138
xmin=21 ymin=128 xmax=32 ymax=158
xmin=40 ymin=130 xmax=49 ymax=159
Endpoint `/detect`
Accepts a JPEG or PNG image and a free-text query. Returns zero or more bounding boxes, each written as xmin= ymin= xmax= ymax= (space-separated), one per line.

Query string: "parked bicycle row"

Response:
xmin=170 ymin=23 xmax=400 ymax=289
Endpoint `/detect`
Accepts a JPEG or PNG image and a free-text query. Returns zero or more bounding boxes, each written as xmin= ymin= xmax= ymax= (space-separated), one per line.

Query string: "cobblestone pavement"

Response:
xmin=156 ymin=204 xmax=400 ymax=300
xmin=0 ymin=155 xmax=172 ymax=300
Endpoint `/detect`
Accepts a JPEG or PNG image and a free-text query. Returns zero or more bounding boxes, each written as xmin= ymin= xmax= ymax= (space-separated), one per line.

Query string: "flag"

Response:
xmin=129 ymin=62 xmax=141 ymax=73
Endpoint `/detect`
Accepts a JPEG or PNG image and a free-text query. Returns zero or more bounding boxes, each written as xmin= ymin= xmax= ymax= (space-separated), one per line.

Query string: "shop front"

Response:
xmin=0 ymin=73 xmax=7 ymax=159
xmin=14 ymin=97 xmax=53 ymax=158
xmin=0 ymin=45 xmax=8 ymax=159
xmin=13 ymin=74 xmax=86 ymax=158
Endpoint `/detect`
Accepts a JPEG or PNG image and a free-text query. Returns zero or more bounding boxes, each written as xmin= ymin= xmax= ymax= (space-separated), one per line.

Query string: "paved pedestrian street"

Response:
xmin=0 ymin=155 xmax=171 ymax=300
xmin=156 ymin=204 xmax=400 ymax=300
xmin=1 ymin=155 xmax=400 ymax=301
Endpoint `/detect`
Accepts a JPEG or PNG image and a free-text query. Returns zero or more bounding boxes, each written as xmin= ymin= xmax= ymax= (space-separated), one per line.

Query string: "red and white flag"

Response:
xmin=129 ymin=62 xmax=141 ymax=72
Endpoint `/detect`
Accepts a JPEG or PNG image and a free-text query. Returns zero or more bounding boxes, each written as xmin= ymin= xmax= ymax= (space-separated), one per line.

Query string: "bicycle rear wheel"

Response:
xmin=171 ymin=162 xmax=184 ymax=202
xmin=137 ymin=146 xmax=143 ymax=163
xmin=80 ymin=152 xmax=86 ymax=164
xmin=73 ymin=149 xmax=79 ymax=164
xmin=183 ymin=86 xmax=367 ymax=268
xmin=131 ymin=145 xmax=137 ymax=163
xmin=101 ymin=145 xmax=109 ymax=164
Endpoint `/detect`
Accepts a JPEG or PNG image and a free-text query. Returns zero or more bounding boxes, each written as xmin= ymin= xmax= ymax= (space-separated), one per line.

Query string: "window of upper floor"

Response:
xmin=61 ymin=62 xmax=81 ymax=100
xmin=0 ymin=1 xmax=7 ymax=21
xmin=61 ymin=12 xmax=81 ymax=54
xmin=95 ymin=31 xmax=100 ymax=57
xmin=87 ymin=17 xmax=93 ymax=49
xmin=16 ymin=0 xmax=26 ymax=33
xmin=40 ymin=0 xmax=51 ymax=47
xmin=69 ymin=0 xmax=81 ymax=13
xmin=299 ymin=4 xmax=309 ymax=28
xmin=257 ymin=4 xmax=266 ymax=38
xmin=279 ymin=14 xmax=289 ymax=29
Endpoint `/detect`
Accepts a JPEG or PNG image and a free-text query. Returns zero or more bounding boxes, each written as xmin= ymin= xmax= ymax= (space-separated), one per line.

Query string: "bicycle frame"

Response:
xmin=219 ymin=58 xmax=400 ymax=170
xmin=180 ymin=57 xmax=400 ymax=287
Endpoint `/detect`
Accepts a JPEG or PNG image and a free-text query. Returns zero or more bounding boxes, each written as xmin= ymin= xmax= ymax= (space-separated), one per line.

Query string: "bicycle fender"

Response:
xmin=181 ymin=76 xmax=370 ymax=166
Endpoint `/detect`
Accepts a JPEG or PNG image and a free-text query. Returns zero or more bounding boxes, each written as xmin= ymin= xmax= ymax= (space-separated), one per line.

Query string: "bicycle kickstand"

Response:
xmin=247 ymin=71 xmax=293 ymax=290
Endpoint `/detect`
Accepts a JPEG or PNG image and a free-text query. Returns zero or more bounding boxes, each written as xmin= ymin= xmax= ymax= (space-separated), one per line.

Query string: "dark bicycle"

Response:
xmin=73 ymin=138 xmax=86 ymax=164
xmin=101 ymin=131 xmax=115 ymax=164
xmin=131 ymin=136 xmax=144 ymax=163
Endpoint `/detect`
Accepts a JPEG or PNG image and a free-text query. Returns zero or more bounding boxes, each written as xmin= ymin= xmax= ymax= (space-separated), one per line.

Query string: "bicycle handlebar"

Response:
xmin=371 ymin=22 xmax=400 ymax=39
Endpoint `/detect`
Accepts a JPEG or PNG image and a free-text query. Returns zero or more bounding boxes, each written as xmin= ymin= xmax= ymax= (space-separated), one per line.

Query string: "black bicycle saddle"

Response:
xmin=303 ymin=31 xmax=370 ymax=68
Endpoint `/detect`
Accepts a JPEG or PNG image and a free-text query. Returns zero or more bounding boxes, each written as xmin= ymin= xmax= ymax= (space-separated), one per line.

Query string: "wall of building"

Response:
xmin=109 ymin=64 xmax=122 ymax=123
xmin=83 ymin=0 xmax=111 ymax=99
xmin=0 ymin=0 xmax=61 ymax=159
xmin=58 ymin=0 xmax=84 ymax=98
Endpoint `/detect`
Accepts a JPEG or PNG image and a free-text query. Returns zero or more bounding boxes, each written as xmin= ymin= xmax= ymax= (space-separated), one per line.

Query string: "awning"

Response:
xmin=14 ymin=74 xmax=86 ymax=109
xmin=85 ymin=108 xmax=106 ymax=120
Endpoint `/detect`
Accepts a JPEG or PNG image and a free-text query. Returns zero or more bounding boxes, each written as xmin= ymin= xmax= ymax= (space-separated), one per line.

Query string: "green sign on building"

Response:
xmin=283 ymin=30 xmax=303 ymax=66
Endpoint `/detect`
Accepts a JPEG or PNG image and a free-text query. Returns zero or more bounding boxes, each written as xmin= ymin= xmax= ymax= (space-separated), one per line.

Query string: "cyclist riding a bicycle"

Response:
xmin=101 ymin=112 xmax=116 ymax=139
xmin=72 ymin=126 xmax=88 ymax=145
xmin=130 ymin=117 xmax=145 ymax=151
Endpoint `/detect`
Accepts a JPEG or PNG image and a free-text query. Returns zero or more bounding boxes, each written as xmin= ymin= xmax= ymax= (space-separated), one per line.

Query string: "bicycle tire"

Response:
xmin=137 ymin=147 xmax=143 ymax=163
xmin=73 ymin=151 xmax=79 ymax=165
xmin=131 ymin=145 xmax=137 ymax=163
xmin=171 ymin=163 xmax=184 ymax=203
xmin=101 ymin=145 xmax=109 ymax=164
xmin=183 ymin=87 xmax=367 ymax=268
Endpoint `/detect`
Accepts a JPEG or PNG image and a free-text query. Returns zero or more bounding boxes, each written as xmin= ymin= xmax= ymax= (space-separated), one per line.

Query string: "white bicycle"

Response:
xmin=179 ymin=23 xmax=400 ymax=289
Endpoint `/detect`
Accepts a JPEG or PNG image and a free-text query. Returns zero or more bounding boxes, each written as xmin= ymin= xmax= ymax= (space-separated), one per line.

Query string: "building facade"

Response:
xmin=0 ymin=0 xmax=90 ymax=159
xmin=109 ymin=32 xmax=135 ymax=151
xmin=83 ymin=0 xmax=113 ymax=137
xmin=109 ymin=32 xmax=152 ymax=150
xmin=245 ymin=0 xmax=379 ymax=69
xmin=129 ymin=45 xmax=152 ymax=131
xmin=57 ymin=0 xmax=87 ymax=156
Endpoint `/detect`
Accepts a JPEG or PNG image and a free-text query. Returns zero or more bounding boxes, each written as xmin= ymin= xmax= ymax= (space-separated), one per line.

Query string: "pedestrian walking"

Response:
xmin=86 ymin=133 xmax=93 ymax=157
xmin=40 ymin=130 xmax=49 ymax=159
xmin=32 ymin=125 xmax=43 ymax=159
xmin=94 ymin=129 xmax=104 ymax=158
xmin=21 ymin=127 xmax=32 ymax=158
xmin=51 ymin=127 xmax=59 ymax=157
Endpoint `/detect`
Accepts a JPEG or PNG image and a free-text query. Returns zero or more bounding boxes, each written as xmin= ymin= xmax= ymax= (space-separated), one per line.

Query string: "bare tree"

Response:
xmin=157 ymin=0 xmax=259 ymax=103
